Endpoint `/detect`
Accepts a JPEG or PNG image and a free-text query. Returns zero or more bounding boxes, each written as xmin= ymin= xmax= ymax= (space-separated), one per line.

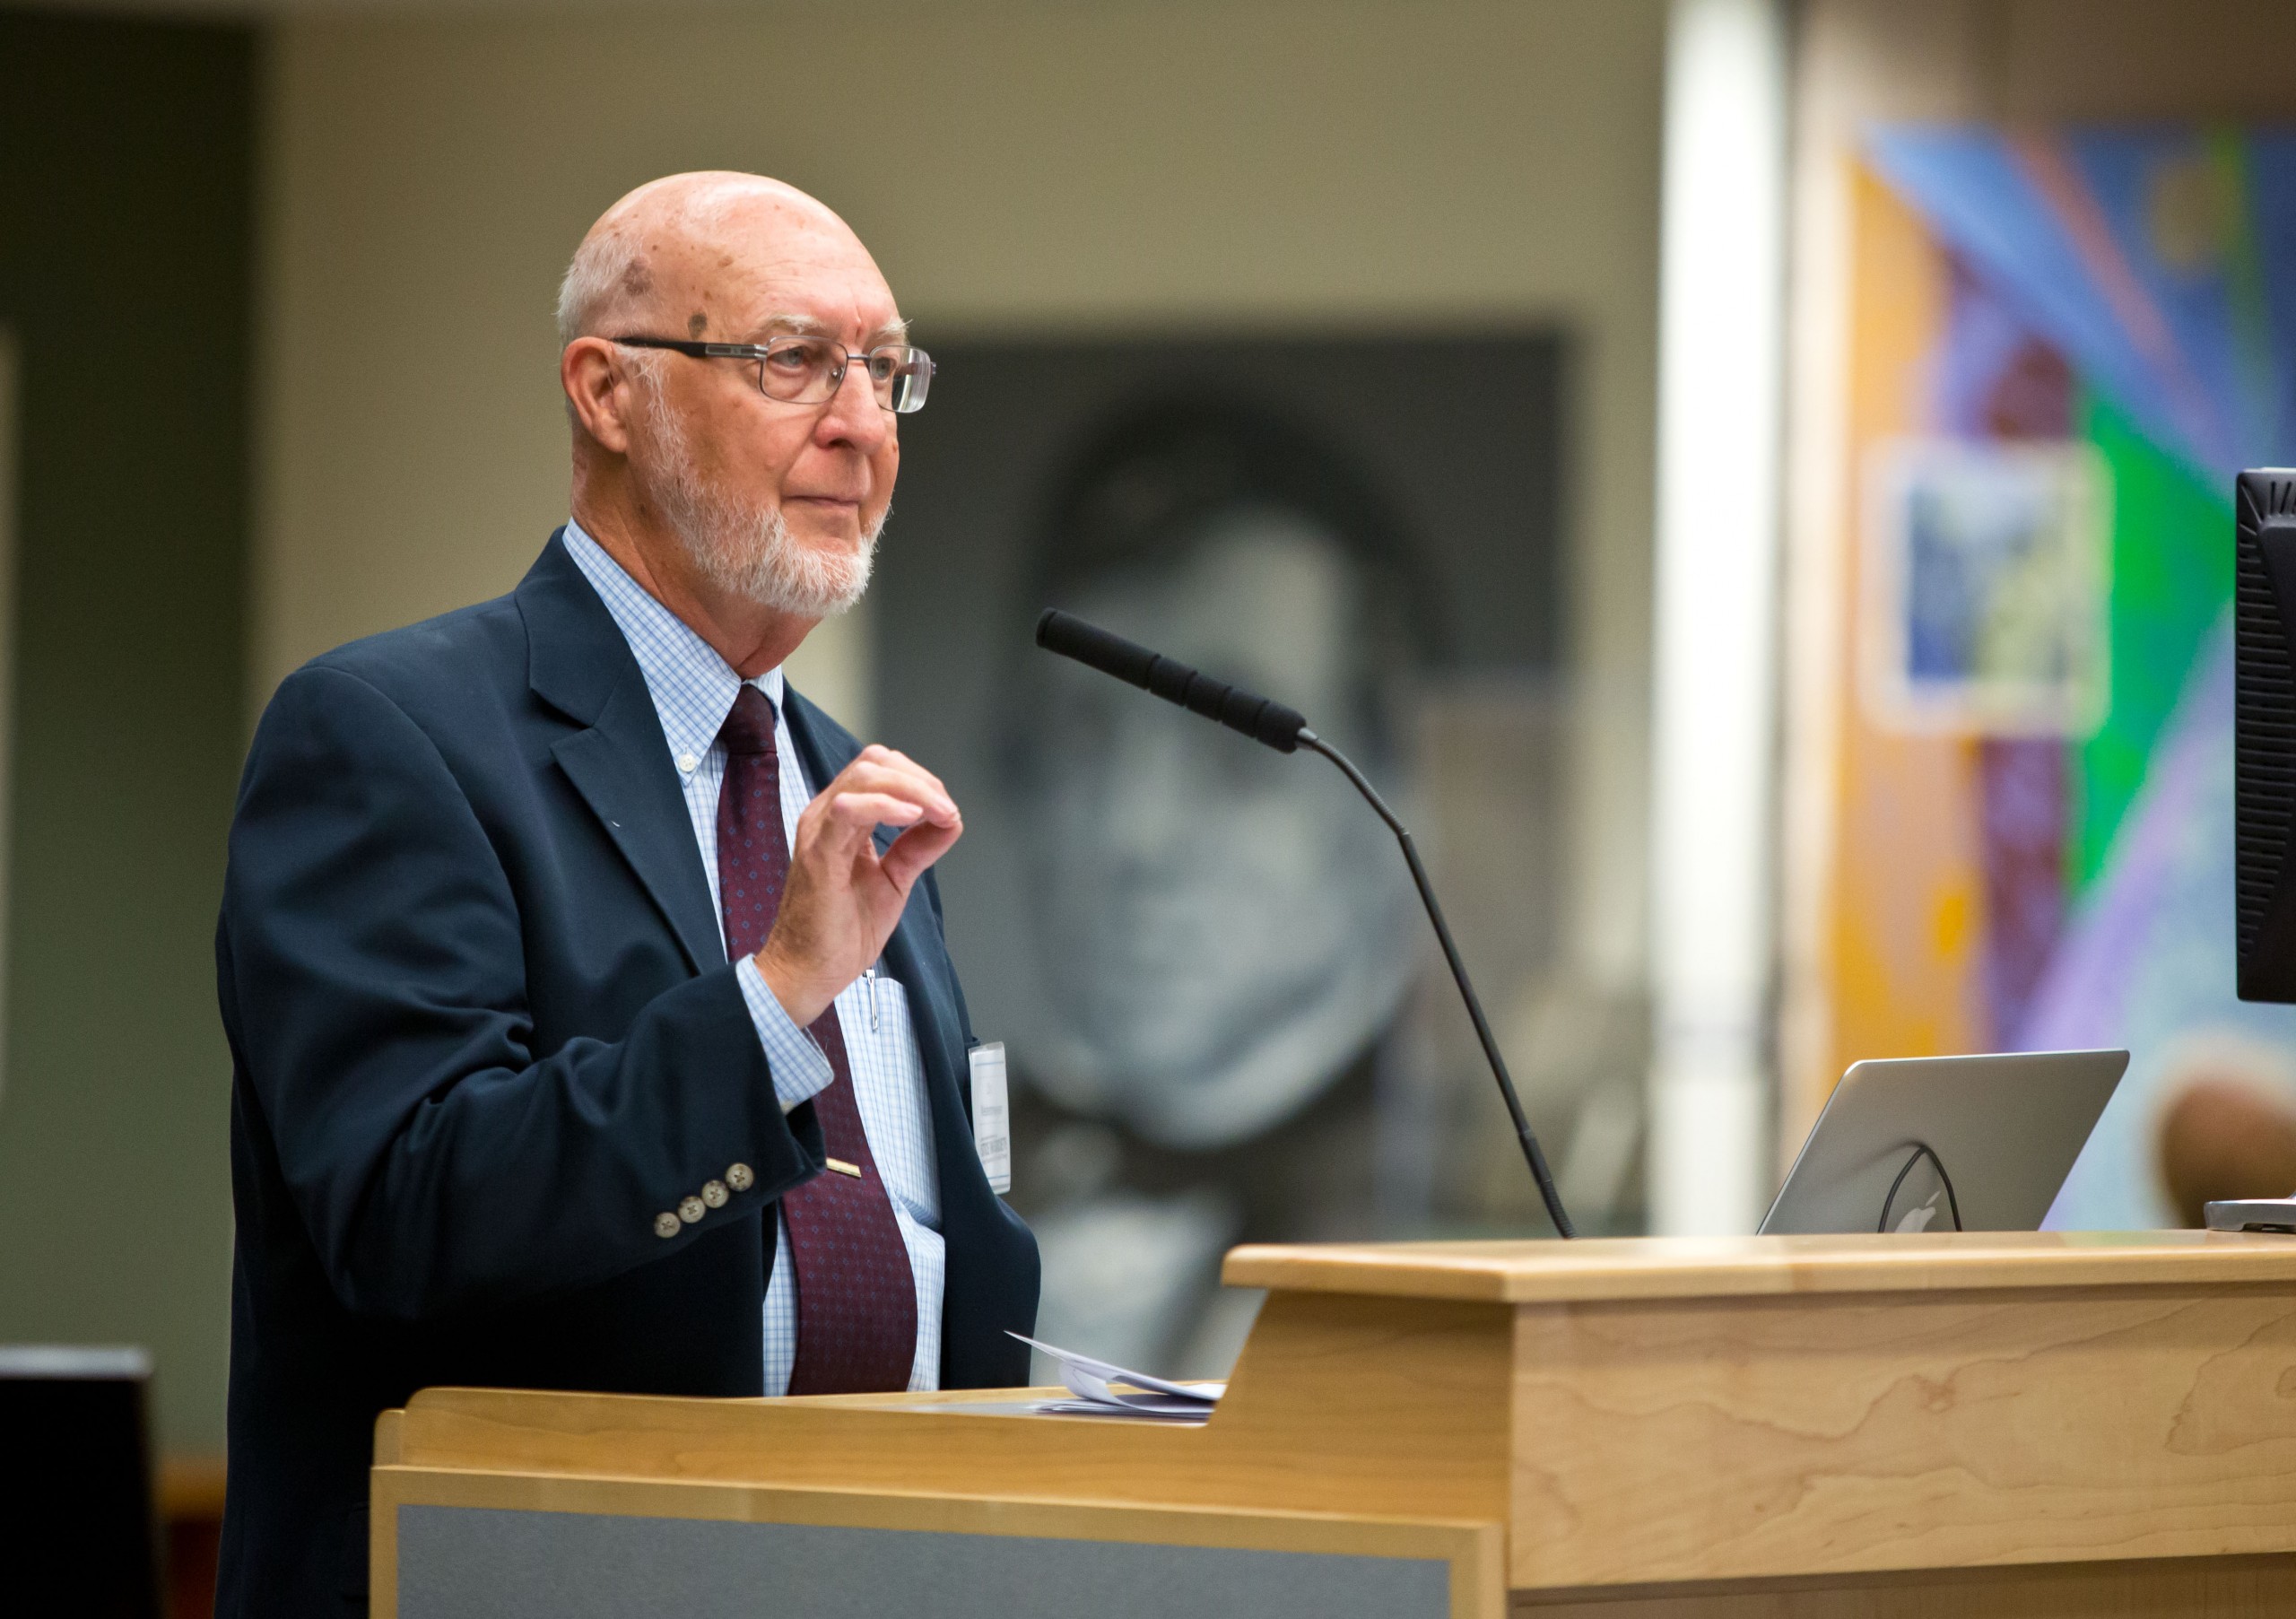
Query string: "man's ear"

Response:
xmin=561 ymin=337 xmax=637 ymax=454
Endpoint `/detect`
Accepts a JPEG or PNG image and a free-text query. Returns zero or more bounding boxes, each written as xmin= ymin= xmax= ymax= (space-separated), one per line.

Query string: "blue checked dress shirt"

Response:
xmin=564 ymin=519 xmax=944 ymax=1394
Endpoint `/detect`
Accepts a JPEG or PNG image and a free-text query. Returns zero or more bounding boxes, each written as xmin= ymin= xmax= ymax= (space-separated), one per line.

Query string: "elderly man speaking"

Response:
xmin=213 ymin=173 xmax=1039 ymax=1616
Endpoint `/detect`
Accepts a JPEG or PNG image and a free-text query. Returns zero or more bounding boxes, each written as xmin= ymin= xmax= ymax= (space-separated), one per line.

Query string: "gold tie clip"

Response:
xmin=824 ymin=1157 xmax=863 ymax=1179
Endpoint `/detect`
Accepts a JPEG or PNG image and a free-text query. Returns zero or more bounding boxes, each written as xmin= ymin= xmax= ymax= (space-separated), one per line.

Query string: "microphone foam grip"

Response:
xmin=1036 ymin=609 xmax=1306 ymax=753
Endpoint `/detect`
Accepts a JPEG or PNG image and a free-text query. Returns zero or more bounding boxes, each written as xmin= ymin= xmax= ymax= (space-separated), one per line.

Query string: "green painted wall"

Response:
xmin=0 ymin=12 xmax=254 ymax=1455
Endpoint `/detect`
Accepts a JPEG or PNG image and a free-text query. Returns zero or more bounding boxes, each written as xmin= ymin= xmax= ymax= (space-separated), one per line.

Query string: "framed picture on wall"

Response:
xmin=1861 ymin=437 xmax=2113 ymax=737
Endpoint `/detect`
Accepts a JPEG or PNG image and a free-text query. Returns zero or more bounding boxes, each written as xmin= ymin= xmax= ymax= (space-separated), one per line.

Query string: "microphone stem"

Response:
xmin=1297 ymin=730 xmax=1577 ymax=1240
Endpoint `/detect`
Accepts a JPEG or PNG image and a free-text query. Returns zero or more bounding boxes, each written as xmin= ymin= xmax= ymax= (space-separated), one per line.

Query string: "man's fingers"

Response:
xmin=837 ymin=751 xmax=957 ymax=819
xmin=823 ymin=762 xmax=956 ymax=822
xmin=824 ymin=792 xmax=923 ymax=829
xmin=880 ymin=817 xmax=963 ymax=888
xmin=821 ymin=790 xmax=936 ymax=831
xmin=762 ymin=747 xmax=961 ymax=1024
xmin=855 ymin=744 xmax=952 ymax=801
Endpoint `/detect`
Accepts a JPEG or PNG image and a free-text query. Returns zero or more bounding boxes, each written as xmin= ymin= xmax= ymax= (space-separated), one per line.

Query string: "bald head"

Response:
xmin=555 ymin=171 xmax=906 ymax=673
xmin=557 ymin=172 xmax=888 ymax=349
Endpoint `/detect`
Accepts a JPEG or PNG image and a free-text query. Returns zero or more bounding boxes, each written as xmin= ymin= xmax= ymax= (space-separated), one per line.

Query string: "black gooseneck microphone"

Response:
xmin=1035 ymin=607 xmax=1577 ymax=1240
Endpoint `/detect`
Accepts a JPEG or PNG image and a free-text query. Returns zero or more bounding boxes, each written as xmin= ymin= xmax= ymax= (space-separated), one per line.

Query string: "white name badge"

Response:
xmin=968 ymin=1041 xmax=1012 ymax=1195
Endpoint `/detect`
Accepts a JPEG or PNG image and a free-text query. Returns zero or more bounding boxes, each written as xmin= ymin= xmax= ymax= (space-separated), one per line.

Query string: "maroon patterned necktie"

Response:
xmin=716 ymin=685 xmax=918 ymax=1394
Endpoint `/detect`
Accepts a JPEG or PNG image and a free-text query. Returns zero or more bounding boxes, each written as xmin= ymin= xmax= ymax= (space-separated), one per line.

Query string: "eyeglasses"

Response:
xmin=612 ymin=334 xmax=934 ymax=413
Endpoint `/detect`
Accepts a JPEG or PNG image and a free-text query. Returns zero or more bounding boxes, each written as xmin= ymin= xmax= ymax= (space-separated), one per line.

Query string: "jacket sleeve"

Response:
xmin=219 ymin=663 xmax=819 ymax=1322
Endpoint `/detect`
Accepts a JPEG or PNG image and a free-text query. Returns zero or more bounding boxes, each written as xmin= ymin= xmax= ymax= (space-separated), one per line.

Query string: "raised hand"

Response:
xmin=752 ymin=744 xmax=961 ymax=1026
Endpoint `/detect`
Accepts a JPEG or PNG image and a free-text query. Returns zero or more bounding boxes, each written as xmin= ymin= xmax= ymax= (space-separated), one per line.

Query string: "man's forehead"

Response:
xmin=744 ymin=309 xmax=910 ymax=344
xmin=674 ymin=239 xmax=901 ymax=343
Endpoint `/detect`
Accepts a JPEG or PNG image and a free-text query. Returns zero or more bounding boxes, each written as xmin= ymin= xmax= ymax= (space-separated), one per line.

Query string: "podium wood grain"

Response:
xmin=378 ymin=1232 xmax=2296 ymax=1616
xmin=1222 ymin=1232 xmax=2296 ymax=1594
xmin=387 ymin=1289 xmax=1512 ymax=1519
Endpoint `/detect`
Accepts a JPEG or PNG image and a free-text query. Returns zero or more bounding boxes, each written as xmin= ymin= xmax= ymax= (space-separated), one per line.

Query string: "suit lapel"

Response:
xmin=519 ymin=532 xmax=726 ymax=975
xmin=551 ymin=684 xmax=726 ymax=973
xmin=779 ymin=684 xmax=859 ymax=824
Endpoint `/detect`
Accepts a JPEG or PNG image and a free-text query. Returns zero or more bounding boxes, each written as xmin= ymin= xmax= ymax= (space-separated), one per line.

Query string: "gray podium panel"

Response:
xmin=398 ymin=1505 xmax=1450 ymax=1619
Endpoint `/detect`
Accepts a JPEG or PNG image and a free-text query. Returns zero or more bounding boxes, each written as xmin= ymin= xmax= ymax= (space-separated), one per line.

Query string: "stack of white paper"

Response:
xmin=1009 ymin=1333 xmax=1223 ymax=1423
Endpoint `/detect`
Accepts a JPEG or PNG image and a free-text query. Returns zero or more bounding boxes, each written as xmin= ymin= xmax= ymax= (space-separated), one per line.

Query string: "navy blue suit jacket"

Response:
xmin=213 ymin=534 xmax=1038 ymax=1616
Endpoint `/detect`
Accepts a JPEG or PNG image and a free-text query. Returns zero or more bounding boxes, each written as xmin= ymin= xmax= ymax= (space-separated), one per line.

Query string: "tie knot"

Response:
xmin=718 ymin=684 xmax=778 ymax=758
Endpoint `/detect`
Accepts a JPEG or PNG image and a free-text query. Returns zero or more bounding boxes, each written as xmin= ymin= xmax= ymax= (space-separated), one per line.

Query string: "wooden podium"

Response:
xmin=372 ymin=1232 xmax=2296 ymax=1617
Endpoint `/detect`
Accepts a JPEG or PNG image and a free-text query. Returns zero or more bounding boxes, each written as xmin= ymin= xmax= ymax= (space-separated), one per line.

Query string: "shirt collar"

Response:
xmin=561 ymin=518 xmax=784 ymax=769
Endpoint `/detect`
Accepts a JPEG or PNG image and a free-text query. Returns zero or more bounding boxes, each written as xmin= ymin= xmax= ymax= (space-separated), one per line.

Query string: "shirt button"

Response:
xmin=677 ymin=751 xmax=700 ymax=773
xmin=679 ymin=1196 xmax=706 ymax=1223
xmin=701 ymin=1179 xmax=729 ymax=1208
xmin=726 ymin=1162 xmax=755 ymax=1192
xmin=653 ymin=1212 xmax=681 ymax=1240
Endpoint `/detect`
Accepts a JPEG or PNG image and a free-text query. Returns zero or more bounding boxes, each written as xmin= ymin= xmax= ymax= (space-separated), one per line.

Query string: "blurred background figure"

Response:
xmin=892 ymin=344 xmax=1578 ymax=1373
xmin=999 ymin=402 xmax=1427 ymax=1375
xmin=2152 ymin=1042 xmax=2296 ymax=1227
xmin=1009 ymin=404 xmax=1425 ymax=1153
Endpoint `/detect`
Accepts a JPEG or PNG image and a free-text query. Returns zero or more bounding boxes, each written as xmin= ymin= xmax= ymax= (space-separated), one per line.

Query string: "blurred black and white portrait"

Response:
xmin=1004 ymin=402 xmax=1432 ymax=1151
xmin=875 ymin=332 xmax=1570 ymax=1375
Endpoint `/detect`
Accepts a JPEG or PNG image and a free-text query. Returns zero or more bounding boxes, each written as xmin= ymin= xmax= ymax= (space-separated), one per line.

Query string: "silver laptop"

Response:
xmin=1759 ymin=1049 xmax=2128 ymax=1235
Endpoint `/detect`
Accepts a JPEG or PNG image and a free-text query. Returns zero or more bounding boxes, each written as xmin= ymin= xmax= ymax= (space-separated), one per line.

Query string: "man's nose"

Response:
xmin=815 ymin=359 xmax=890 ymax=452
xmin=1100 ymin=719 xmax=1188 ymax=864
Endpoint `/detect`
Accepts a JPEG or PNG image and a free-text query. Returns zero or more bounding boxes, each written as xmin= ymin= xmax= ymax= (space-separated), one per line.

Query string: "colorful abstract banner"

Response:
xmin=1841 ymin=126 xmax=2296 ymax=1227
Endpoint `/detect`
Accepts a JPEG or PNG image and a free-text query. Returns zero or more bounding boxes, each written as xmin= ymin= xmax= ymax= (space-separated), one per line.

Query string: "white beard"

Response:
xmin=646 ymin=396 xmax=880 ymax=618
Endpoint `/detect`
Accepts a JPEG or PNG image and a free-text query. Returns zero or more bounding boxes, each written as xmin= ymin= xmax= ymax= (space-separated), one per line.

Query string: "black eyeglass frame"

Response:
xmin=611 ymin=334 xmax=934 ymax=413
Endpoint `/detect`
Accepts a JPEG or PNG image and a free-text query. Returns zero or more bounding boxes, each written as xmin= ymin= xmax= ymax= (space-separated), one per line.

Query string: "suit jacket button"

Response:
xmin=726 ymin=1162 xmax=755 ymax=1192
xmin=653 ymin=1212 xmax=681 ymax=1240
xmin=701 ymin=1179 xmax=729 ymax=1208
xmin=679 ymin=1196 xmax=706 ymax=1223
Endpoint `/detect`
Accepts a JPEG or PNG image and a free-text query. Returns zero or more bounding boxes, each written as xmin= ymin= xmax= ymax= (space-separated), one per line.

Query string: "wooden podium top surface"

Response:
xmin=381 ymin=1230 xmax=2296 ymax=1605
xmin=1221 ymin=1228 xmax=2296 ymax=1303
